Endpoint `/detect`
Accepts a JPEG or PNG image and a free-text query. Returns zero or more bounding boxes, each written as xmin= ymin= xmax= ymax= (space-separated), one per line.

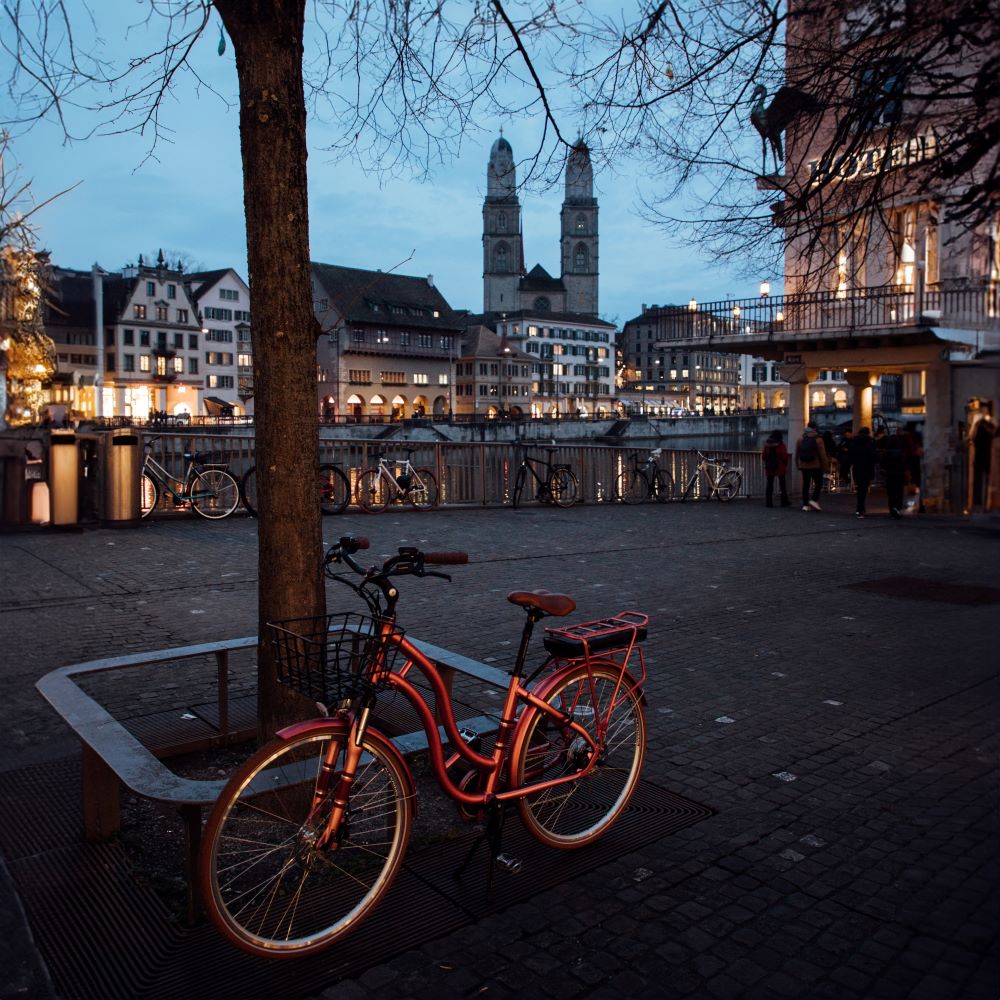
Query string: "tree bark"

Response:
xmin=214 ymin=0 xmax=323 ymax=738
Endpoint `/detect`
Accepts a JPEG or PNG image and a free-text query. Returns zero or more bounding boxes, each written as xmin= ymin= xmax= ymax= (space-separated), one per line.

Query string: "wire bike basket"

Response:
xmin=267 ymin=612 xmax=404 ymax=705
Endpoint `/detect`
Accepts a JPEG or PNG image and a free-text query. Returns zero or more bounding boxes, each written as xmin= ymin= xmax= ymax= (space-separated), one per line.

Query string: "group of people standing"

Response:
xmin=761 ymin=421 xmax=922 ymax=519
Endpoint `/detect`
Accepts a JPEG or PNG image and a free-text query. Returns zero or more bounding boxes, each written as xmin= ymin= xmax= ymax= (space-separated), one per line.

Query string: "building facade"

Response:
xmin=44 ymin=254 xmax=252 ymax=421
xmin=453 ymin=325 xmax=533 ymax=417
xmin=185 ymin=269 xmax=253 ymax=415
xmin=312 ymin=263 xmax=463 ymax=421
xmin=622 ymin=305 xmax=741 ymax=415
xmin=645 ymin=0 xmax=999 ymax=509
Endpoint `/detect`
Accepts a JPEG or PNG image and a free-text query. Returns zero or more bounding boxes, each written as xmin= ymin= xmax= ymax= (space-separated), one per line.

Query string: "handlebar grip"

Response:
xmin=423 ymin=551 xmax=468 ymax=565
xmin=336 ymin=534 xmax=369 ymax=553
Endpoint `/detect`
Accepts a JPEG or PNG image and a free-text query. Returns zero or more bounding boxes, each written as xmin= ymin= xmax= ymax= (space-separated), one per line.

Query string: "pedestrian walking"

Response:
xmin=880 ymin=427 xmax=907 ymax=518
xmin=849 ymin=426 xmax=877 ymax=517
xmin=761 ymin=430 xmax=790 ymax=508
xmin=795 ymin=420 xmax=829 ymax=511
xmin=836 ymin=429 xmax=854 ymax=487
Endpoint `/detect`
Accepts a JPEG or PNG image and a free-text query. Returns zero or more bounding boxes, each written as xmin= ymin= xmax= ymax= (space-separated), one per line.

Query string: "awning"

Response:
xmin=203 ymin=396 xmax=235 ymax=415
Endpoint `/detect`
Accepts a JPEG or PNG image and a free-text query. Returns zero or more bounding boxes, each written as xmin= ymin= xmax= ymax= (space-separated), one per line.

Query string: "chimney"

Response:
xmin=427 ymin=274 xmax=434 ymax=287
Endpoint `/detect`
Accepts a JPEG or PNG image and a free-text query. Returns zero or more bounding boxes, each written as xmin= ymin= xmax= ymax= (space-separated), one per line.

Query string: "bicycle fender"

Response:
xmin=273 ymin=718 xmax=418 ymax=817
xmin=509 ymin=659 xmax=646 ymax=763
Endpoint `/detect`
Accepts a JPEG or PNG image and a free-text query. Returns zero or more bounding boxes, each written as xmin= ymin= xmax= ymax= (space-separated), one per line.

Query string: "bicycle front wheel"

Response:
xmin=652 ymin=469 xmax=674 ymax=502
xmin=190 ymin=469 xmax=241 ymax=519
xmin=319 ymin=464 xmax=351 ymax=515
xmin=716 ymin=469 xmax=742 ymax=502
xmin=512 ymin=465 xmax=527 ymax=509
xmin=614 ymin=469 xmax=648 ymax=504
xmin=513 ymin=662 xmax=646 ymax=848
xmin=356 ymin=469 xmax=389 ymax=513
xmin=201 ymin=726 xmax=413 ymax=958
xmin=241 ymin=466 xmax=258 ymax=517
xmin=407 ymin=468 xmax=438 ymax=510
xmin=140 ymin=472 xmax=159 ymax=519
xmin=548 ymin=468 xmax=579 ymax=507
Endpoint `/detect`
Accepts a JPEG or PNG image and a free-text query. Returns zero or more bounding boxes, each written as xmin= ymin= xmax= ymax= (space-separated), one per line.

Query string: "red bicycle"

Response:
xmin=200 ymin=536 xmax=648 ymax=958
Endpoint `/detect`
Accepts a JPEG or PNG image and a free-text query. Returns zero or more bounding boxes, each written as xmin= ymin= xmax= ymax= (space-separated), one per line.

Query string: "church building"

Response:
xmin=476 ymin=137 xmax=615 ymax=417
xmin=482 ymin=137 xmax=599 ymax=317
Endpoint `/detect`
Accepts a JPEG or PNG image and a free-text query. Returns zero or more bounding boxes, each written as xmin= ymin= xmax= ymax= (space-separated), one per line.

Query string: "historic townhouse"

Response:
xmin=185 ymin=269 xmax=253 ymax=416
xmin=46 ymin=252 xmax=205 ymax=421
xmin=312 ymin=263 xmax=463 ymax=421
xmin=453 ymin=325 xmax=532 ymax=417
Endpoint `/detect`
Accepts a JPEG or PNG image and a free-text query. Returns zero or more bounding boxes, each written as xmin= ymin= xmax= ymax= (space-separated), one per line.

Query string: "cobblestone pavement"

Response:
xmin=0 ymin=494 xmax=998 ymax=999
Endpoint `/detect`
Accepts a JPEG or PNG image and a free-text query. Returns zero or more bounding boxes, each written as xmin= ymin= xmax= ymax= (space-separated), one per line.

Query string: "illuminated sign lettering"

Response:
xmin=808 ymin=131 xmax=938 ymax=185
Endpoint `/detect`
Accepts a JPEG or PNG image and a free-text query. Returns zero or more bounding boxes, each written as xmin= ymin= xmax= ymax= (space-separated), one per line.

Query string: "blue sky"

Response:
xmin=5 ymin=4 xmax=765 ymax=328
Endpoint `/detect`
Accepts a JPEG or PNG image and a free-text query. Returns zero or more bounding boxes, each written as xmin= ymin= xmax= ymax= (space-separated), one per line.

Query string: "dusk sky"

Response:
xmin=5 ymin=4 xmax=766 ymax=328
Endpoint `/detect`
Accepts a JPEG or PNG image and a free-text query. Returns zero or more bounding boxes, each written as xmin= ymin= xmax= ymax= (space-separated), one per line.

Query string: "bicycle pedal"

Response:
xmin=495 ymin=853 xmax=522 ymax=874
xmin=458 ymin=727 xmax=481 ymax=751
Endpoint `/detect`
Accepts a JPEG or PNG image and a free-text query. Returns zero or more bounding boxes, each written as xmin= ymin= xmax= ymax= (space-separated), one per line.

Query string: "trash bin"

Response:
xmin=101 ymin=428 xmax=141 ymax=526
xmin=49 ymin=431 xmax=79 ymax=527
xmin=0 ymin=439 xmax=28 ymax=527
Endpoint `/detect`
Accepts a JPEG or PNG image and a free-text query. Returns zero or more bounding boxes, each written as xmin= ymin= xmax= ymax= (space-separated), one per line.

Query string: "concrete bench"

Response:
xmin=36 ymin=634 xmax=510 ymax=922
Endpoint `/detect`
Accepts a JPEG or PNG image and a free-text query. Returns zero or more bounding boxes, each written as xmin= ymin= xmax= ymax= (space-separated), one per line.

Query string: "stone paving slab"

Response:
xmin=0 ymin=495 xmax=998 ymax=999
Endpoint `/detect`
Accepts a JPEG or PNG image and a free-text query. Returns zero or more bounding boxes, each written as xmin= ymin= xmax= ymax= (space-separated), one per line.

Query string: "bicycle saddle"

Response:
xmin=507 ymin=590 xmax=576 ymax=618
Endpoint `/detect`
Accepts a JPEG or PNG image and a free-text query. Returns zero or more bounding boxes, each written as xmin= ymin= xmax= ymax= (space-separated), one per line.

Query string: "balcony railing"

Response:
xmin=655 ymin=281 xmax=999 ymax=341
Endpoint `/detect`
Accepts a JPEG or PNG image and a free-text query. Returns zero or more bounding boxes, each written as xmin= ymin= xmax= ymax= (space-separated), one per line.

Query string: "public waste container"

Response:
xmin=101 ymin=428 xmax=141 ymax=526
xmin=0 ymin=439 xmax=28 ymax=527
xmin=48 ymin=431 xmax=79 ymax=527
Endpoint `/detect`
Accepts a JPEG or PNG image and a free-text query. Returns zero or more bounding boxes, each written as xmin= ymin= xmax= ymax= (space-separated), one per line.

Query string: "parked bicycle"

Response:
xmin=511 ymin=445 xmax=579 ymax=508
xmin=614 ymin=448 xmax=674 ymax=503
xmin=200 ymin=535 xmax=648 ymax=957
xmin=355 ymin=449 xmax=438 ymax=512
xmin=677 ymin=450 xmax=743 ymax=502
xmin=140 ymin=438 xmax=241 ymax=519
xmin=241 ymin=462 xmax=351 ymax=517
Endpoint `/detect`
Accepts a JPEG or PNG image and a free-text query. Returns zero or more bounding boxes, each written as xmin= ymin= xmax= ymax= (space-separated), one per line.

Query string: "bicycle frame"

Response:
xmin=281 ymin=620 xmax=645 ymax=832
xmin=680 ymin=452 xmax=729 ymax=499
xmin=142 ymin=450 xmax=208 ymax=503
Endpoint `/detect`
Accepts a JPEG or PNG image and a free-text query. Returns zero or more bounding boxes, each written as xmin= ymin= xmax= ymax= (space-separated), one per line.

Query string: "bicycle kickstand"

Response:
xmin=452 ymin=802 xmax=521 ymax=899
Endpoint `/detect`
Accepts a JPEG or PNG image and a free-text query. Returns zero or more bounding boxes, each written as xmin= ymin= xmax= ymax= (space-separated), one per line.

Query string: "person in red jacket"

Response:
xmin=761 ymin=429 xmax=791 ymax=507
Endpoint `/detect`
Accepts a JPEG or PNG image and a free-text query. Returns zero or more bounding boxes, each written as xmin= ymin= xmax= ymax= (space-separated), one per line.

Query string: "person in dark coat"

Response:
xmin=761 ymin=429 xmax=790 ymax=508
xmin=795 ymin=420 xmax=829 ymax=511
xmin=880 ymin=428 xmax=907 ymax=518
xmin=848 ymin=426 xmax=877 ymax=517
xmin=836 ymin=429 xmax=854 ymax=486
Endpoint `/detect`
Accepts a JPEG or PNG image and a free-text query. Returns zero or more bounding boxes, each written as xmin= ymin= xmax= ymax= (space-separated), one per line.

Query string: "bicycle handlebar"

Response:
xmin=423 ymin=551 xmax=468 ymax=565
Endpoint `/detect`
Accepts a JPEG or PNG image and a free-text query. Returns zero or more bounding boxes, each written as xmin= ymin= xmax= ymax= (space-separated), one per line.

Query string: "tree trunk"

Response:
xmin=215 ymin=0 xmax=323 ymax=738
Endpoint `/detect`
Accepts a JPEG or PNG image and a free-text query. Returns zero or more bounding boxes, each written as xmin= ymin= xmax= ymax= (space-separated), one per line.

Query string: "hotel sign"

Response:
xmin=808 ymin=131 xmax=938 ymax=185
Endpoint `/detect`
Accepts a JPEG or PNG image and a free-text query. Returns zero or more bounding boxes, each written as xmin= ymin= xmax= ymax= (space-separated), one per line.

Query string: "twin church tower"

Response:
xmin=482 ymin=136 xmax=599 ymax=317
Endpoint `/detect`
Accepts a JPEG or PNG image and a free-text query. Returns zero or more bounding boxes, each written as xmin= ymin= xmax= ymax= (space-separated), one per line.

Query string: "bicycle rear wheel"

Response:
xmin=548 ymin=468 xmax=579 ymax=507
xmin=201 ymin=726 xmax=413 ymax=958
xmin=716 ymin=469 xmax=742 ymax=502
xmin=407 ymin=468 xmax=438 ymax=510
xmin=190 ymin=469 xmax=241 ymax=519
xmin=614 ymin=468 xmax=648 ymax=504
xmin=513 ymin=662 xmax=646 ymax=849
xmin=241 ymin=466 xmax=258 ymax=517
xmin=512 ymin=465 xmax=527 ymax=509
xmin=140 ymin=472 xmax=159 ymax=518
xmin=652 ymin=469 xmax=674 ymax=502
xmin=356 ymin=469 xmax=390 ymax=513
xmin=319 ymin=464 xmax=351 ymax=515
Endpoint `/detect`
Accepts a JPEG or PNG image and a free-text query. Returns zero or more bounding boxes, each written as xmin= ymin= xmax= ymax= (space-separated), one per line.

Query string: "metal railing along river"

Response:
xmin=138 ymin=434 xmax=768 ymax=509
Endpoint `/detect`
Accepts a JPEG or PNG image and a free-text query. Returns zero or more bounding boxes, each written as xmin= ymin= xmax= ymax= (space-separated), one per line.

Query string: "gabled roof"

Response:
xmin=519 ymin=264 xmax=565 ymax=293
xmin=185 ymin=268 xmax=247 ymax=303
xmin=458 ymin=325 xmax=523 ymax=360
xmin=311 ymin=262 xmax=462 ymax=330
xmin=44 ymin=267 xmax=132 ymax=330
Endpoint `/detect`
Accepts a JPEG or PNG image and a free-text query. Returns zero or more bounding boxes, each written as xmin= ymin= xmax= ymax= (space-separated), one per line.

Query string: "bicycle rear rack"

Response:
xmin=543 ymin=611 xmax=648 ymax=686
